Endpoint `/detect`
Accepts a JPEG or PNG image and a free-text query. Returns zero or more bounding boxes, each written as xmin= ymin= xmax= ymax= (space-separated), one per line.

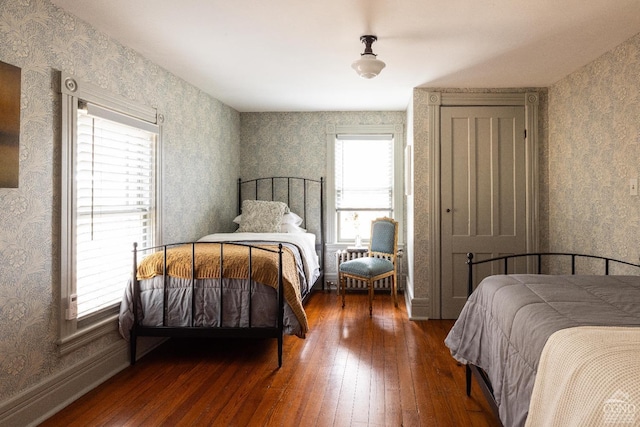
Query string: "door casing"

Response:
xmin=425 ymin=92 xmax=540 ymax=319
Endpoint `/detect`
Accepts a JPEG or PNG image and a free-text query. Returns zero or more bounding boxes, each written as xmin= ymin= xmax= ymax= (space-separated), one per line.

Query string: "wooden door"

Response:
xmin=440 ymin=106 xmax=528 ymax=319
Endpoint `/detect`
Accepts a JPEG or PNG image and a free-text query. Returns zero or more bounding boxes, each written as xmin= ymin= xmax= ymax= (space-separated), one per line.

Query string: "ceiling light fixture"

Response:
xmin=351 ymin=35 xmax=386 ymax=79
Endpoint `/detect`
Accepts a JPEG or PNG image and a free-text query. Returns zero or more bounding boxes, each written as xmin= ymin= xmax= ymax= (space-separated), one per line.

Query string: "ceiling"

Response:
xmin=51 ymin=0 xmax=640 ymax=112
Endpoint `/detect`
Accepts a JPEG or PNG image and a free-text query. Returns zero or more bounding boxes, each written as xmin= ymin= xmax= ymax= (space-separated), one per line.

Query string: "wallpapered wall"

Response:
xmin=0 ymin=0 xmax=240 ymax=403
xmin=240 ymin=112 xmax=405 ymax=179
xmin=548 ymin=32 xmax=640 ymax=265
xmin=240 ymin=111 xmax=406 ymax=279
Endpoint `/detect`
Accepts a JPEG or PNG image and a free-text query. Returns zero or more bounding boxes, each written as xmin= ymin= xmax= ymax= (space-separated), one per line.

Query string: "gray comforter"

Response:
xmin=119 ymin=241 xmax=311 ymax=340
xmin=444 ymin=274 xmax=640 ymax=427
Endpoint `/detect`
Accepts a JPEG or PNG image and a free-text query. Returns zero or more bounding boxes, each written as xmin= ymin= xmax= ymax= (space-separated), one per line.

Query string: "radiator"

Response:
xmin=336 ymin=249 xmax=393 ymax=290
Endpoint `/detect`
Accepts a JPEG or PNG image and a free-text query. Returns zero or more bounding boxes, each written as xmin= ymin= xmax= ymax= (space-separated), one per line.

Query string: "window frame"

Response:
xmin=59 ymin=72 xmax=163 ymax=353
xmin=326 ymin=123 xmax=404 ymax=246
xmin=334 ymin=134 xmax=394 ymax=242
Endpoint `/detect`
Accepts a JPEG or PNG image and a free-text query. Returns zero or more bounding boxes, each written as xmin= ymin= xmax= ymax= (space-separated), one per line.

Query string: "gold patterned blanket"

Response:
xmin=136 ymin=242 xmax=308 ymax=333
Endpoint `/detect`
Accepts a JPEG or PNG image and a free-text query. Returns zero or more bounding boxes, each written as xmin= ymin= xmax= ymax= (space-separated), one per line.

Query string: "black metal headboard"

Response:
xmin=237 ymin=176 xmax=325 ymax=275
xmin=466 ymin=252 xmax=640 ymax=297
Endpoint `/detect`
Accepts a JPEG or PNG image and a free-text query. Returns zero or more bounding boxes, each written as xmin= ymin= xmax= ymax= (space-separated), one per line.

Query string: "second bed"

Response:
xmin=445 ymin=253 xmax=640 ymax=426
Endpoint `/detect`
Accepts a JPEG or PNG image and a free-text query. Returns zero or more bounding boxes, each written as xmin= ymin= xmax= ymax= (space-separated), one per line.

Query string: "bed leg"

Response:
xmin=277 ymin=335 xmax=283 ymax=368
xmin=130 ymin=330 xmax=137 ymax=365
xmin=466 ymin=364 xmax=472 ymax=396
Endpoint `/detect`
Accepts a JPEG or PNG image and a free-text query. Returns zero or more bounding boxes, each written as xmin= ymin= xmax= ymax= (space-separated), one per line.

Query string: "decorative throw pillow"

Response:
xmin=237 ymin=200 xmax=288 ymax=233
xmin=235 ymin=211 xmax=302 ymax=227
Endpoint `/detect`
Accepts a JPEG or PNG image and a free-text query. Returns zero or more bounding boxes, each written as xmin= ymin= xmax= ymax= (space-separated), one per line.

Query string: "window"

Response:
xmin=60 ymin=73 xmax=162 ymax=349
xmin=335 ymin=135 xmax=393 ymax=241
xmin=326 ymin=124 xmax=404 ymax=245
xmin=75 ymin=105 xmax=157 ymax=318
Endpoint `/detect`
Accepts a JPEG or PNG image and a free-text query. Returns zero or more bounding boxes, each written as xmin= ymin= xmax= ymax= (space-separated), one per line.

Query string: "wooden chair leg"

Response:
xmin=368 ymin=279 xmax=374 ymax=316
xmin=393 ymin=271 xmax=398 ymax=307
xmin=340 ymin=273 xmax=345 ymax=308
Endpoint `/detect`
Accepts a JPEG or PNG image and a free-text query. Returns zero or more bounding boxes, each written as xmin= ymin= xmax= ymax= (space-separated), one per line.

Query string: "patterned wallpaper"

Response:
xmin=240 ymin=111 xmax=406 ymax=278
xmin=240 ymin=112 xmax=405 ymax=180
xmin=548 ymin=32 xmax=640 ymax=268
xmin=0 ymin=0 xmax=239 ymax=402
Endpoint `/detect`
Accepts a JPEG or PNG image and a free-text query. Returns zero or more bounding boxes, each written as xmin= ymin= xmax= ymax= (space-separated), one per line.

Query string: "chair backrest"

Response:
xmin=368 ymin=217 xmax=398 ymax=261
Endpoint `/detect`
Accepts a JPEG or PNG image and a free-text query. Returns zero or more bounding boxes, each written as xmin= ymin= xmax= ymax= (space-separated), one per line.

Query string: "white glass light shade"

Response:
xmin=351 ymin=54 xmax=386 ymax=79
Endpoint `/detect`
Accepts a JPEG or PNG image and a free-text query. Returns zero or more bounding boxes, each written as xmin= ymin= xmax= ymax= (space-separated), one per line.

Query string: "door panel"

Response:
xmin=440 ymin=106 xmax=527 ymax=319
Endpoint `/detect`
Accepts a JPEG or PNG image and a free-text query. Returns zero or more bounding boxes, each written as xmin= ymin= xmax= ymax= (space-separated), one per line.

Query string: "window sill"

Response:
xmin=57 ymin=314 xmax=120 ymax=356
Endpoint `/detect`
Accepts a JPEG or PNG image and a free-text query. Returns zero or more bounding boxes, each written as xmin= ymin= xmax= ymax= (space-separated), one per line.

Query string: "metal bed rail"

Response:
xmin=130 ymin=241 xmax=285 ymax=366
xmin=466 ymin=252 xmax=640 ymax=297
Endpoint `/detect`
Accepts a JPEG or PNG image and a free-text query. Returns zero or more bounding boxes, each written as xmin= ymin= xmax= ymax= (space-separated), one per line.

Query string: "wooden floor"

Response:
xmin=40 ymin=291 xmax=500 ymax=427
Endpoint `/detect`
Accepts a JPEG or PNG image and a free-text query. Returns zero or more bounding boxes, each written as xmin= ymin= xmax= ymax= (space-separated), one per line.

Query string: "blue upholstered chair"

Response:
xmin=339 ymin=217 xmax=399 ymax=316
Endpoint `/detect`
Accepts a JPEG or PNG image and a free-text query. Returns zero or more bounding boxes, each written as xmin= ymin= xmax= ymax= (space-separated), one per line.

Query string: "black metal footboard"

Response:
xmin=463 ymin=252 xmax=640 ymax=423
xmin=129 ymin=241 xmax=286 ymax=367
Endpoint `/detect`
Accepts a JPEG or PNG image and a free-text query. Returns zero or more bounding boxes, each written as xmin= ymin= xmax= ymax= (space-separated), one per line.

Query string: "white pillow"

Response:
xmin=281 ymin=212 xmax=303 ymax=226
xmin=237 ymin=200 xmax=288 ymax=233
xmin=281 ymin=223 xmax=307 ymax=233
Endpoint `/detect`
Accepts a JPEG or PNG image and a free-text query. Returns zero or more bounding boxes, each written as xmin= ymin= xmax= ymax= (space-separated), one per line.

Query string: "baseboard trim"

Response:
xmin=405 ymin=283 xmax=430 ymax=320
xmin=0 ymin=337 xmax=163 ymax=427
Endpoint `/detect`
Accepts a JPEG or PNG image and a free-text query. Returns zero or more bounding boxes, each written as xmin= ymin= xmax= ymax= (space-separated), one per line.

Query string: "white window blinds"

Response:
xmin=75 ymin=104 xmax=158 ymax=318
xmin=334 ymin=134 xmax=393 ymax=241
xmin=335 ymin=134 xmax=393 ymax=210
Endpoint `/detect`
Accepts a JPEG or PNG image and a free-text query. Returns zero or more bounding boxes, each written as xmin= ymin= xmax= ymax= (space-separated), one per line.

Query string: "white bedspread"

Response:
xmin=445 ymin=274 xmax=640 ymax=426
xmin=526 ymin=326 xmax=640 ymax=427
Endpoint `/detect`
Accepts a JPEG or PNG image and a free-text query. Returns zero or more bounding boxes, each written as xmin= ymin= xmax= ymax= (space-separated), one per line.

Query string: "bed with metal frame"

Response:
xmin=446 ymin=252 xmax=640 ymax=426
xmin=121 ymin=176 xmax=324 ymax=367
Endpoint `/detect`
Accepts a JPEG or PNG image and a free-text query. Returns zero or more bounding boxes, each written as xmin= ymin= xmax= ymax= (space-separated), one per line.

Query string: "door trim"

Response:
xmin=427 ymin=92 xmax=540 ymax=319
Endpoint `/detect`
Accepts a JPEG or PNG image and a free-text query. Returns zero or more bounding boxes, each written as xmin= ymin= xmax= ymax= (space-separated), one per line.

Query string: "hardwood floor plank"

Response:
xmin=351 ymin=329 xmax=372 ymax=425
xmin=277 ymin=337 xmax=326 ymax=425
xmin=395 ymin=311 xmax=419 ymax=421
xmin=160 ymin=348 xmax=246 ymax=426
xmin=330 ymin=296 xmax=365 ymax=426
xmin=382 ymin=311 xmax=403 ymax=426
xmin=39 ymin=291 xmax=500 ymax=427
xmin=296 ymin=303 xmax=342 ymax=425
xmin=367 ymin=312 xmax=387 ymax=425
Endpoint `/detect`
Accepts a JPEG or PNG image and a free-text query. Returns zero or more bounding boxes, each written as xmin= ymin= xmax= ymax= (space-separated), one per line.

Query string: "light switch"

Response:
xmin=630 ymin=178 xmax=638 ymax=196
